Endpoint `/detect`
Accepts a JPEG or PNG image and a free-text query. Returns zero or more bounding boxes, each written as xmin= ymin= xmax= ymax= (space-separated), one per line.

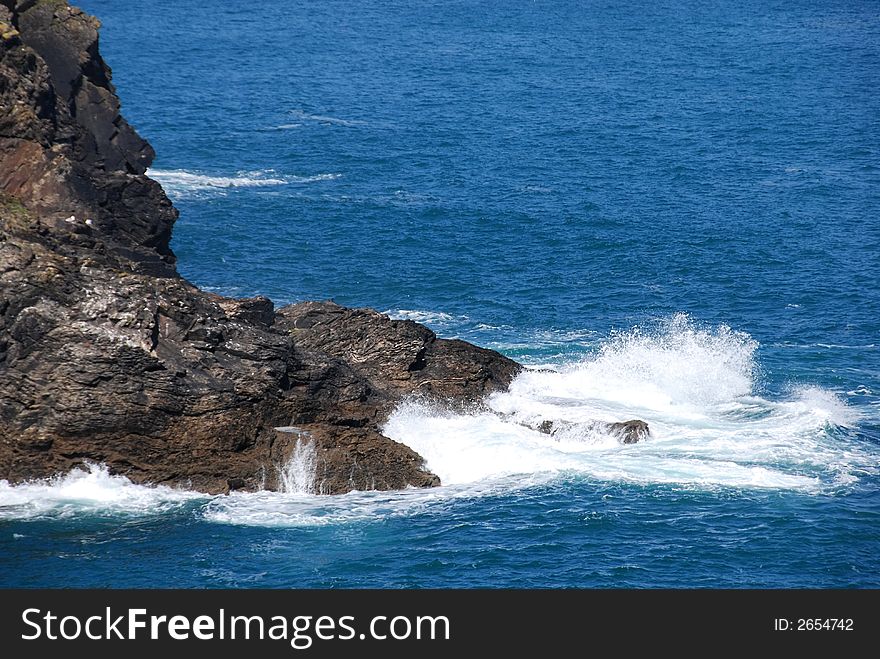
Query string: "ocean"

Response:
xmin=2 ymin=0 xmax=879 ymax=587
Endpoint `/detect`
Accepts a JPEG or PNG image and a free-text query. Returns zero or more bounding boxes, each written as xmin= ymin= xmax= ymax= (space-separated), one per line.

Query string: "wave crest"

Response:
xmin=0 ymin=464 xmax=202 ymax=520
xmin=148 ymin=169 xmax=341 ymax=198
xmin=383 ymin=315 xmax=874 ymax=491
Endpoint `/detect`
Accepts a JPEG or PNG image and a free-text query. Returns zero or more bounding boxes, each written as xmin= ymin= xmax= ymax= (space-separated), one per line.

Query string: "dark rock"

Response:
xmin=226 ymin=477 xmax=247 ymax=492
xmin=275 ymin=301 xmax=521 ymax=408
xmin=217 ymin=295 xmax=275 ymax=328
xmin=0 ymin=0 xmax=175 ymax=272
xmin=607 ymin=419 xmax=651 ymax=444
xmin=536 ymin=419 xmax=555 ymax=434
xmin=270 ymin=425 xmax=440 ymax=494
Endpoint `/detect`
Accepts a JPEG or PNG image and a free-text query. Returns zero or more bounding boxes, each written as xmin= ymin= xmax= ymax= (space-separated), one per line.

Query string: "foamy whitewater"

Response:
xmin=148 ymin=169 xmax=342 ymax=199
xmin=386 ymin=316 xmax=870 ymax=493
xmin=4 ymin=0 xmax=878 ymax=588
xmin=0 ymin=464 xmax=202 ymax=521
xmin=2 ymin=316 xmax=874 ymax=531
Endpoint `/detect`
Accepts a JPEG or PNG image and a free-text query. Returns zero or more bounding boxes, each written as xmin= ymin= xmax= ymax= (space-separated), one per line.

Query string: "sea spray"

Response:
xmin=0 ymin=464 xmax=202 ymax=520
xmin=277 ymin=438 xmax=318 ymax=495
xmin=147 ymin=169 xmax=341 ymax=198
xmin=384 ymin=316 xmax=873 ymax=491
xmin=498 ymin=313 xmax=759 ymax=417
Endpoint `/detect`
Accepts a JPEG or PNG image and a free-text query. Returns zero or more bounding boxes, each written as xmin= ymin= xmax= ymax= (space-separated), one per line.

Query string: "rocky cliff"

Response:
xmin=0 ymin=0 xmax=521 ymax=494
xmin=1 ymin=1 xmax=645 ymax=495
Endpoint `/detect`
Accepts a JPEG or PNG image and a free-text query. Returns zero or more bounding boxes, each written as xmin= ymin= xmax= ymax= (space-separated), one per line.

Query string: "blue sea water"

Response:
xmin=2 ymin=0 xmax=880 ymax=587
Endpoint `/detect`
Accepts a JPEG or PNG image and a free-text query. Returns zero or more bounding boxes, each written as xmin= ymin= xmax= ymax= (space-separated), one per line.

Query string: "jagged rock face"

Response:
xmin=0 ymin=1 xmax=524 ymax=494
xmin=276 ymin=301 xmax=521 ymax=407
xmin=0 ymin=0 xmax=175 ymax=271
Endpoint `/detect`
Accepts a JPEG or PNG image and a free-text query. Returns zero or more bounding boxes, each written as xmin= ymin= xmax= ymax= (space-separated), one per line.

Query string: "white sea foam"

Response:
xmin=148 ymin=169 xmax=341 ymax=198
xmin=289 ymin=173 xmax=343 ymax=183
xmin=289 ymin=110 xmax=366 ymax=127
xmin=278 ymin=437 xmax=318 ymax=495
xmin=0 ymin=464 xmax=203 ymax=520
xmin=200 ymin=478 xmax=522 ymax=528
xmin=3 ymin=316 xmax=876 ymax=527
xmin=384 ymin=309 xmax=467 ymax=328
xmin=149 ymin=169 xmax=287 ymax=190
xmin=384 ymin=314 xmax=875 ymax=493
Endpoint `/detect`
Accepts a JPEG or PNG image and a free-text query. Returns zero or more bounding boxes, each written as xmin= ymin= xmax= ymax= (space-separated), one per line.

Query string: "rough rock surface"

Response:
xmin=0 ymin=0 xmax=175 ymax=273
xmin=275 ymin=301 xmax=520 ymax=409
xmin=0 ymin=1 xmax=645 ymax=495
xmin=608 ymin=419 xmax=650 ymax=444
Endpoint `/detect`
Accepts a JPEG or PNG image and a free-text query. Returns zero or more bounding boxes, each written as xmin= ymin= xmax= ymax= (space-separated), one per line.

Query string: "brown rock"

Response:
xmin=275 ymin=301 xmax=521 ymax=407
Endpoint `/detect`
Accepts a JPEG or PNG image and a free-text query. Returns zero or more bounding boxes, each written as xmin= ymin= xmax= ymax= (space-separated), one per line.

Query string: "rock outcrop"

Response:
xmin=0 ymin=0 xmax=521 ymax=494
xmin=0 ymin=1 xmax=646 ymax=495
xmin=0 ymin=0 xmax=175 ymax=273
xmin=275 ymin=302 xmax=520 ymax=409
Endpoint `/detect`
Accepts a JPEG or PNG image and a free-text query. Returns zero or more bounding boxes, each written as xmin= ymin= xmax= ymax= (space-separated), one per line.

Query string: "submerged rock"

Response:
xmin=527 ymin=418 xmax=651 ymax=444
xmin=607 ymin=419 xmax=650 ymax=444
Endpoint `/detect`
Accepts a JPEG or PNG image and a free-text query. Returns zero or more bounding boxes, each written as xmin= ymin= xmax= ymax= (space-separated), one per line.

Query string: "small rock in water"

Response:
xmin=607 ymin=420 xmax=650 ymax=444
xmin=536 ymin=420 xmax=555 ymax=434
xmin=522 ymin=417 xmax=650 ymax=444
